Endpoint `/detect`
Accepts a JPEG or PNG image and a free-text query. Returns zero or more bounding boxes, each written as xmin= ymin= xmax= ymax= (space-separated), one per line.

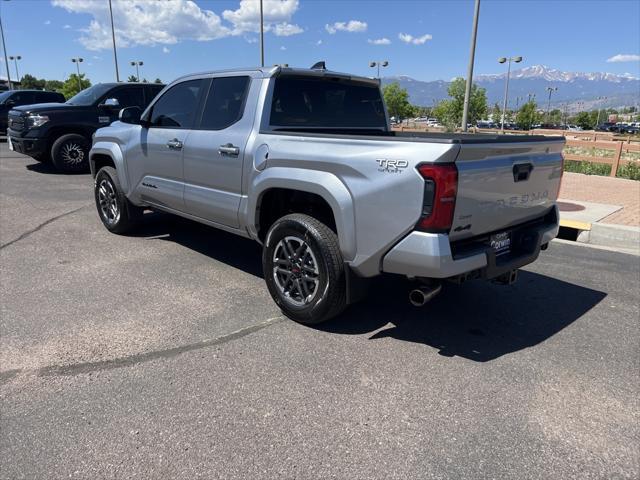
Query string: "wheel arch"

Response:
xmin=89 ymin=142 xmax=129 ymax=192
xmin=248 ymin=168 xmax=356 ymax=261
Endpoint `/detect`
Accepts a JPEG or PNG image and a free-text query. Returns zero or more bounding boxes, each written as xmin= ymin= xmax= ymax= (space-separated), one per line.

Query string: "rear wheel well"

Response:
xmin=91 ymin=153 xmax=116 ymax=177
xmin=257 ymin=188 xmax=337 ymax=241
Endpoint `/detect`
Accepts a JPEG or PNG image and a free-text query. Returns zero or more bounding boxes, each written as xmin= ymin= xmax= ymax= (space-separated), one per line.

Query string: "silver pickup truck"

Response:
xmin=90 ymin=64 xmax=564 ymax=324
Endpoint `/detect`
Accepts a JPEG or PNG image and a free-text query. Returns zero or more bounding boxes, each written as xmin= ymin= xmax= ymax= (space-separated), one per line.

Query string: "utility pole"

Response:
xmin=108 ymin=0 xmax=120 ymax=82
xmin=0 ymin=14 xmax=12 ymax=89
xmin=259 ymin=0 xmax=264 ymax=67
xmin=461 ymin=0 xmax=480 ymax=132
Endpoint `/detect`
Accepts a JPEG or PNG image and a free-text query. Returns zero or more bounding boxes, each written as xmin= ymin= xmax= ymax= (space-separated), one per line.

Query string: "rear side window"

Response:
xmin=199 ymin=76 xmax=250 ymax=130
xmin=35 ymin=92 xmax=62 ymax=103
xmin=149 ymin=80 xmax=202 ymax=128
xmin=110 ymin=87 xmax=145 ymax=109
xmin=269 ymin=76 xmax=386 ymax=129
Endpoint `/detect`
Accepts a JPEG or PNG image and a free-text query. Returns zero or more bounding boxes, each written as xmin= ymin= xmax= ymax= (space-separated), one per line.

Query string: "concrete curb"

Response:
xmin=577 ymin=222 xmax=640 ymax=253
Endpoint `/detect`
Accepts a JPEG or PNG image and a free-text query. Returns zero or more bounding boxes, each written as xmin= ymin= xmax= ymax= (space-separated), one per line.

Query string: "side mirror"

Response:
xmin=119 ymin=106 xmax=142 ymax=125
xmin=99 ymin=98 xmax=120 ymax=109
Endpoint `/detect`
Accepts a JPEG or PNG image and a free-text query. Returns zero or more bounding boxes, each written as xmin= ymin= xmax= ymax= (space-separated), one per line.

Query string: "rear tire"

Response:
xmin=262 ymin=214 xmax=346 ymax=325
xmin=94 ymin=166 xmax=142 ymax=234
xmin=51 ymin=133 xmax=90 ymax=172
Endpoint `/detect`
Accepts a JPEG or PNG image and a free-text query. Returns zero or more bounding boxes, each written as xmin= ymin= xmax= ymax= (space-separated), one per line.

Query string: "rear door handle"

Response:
xmin=166 ymin=138 xmax=183 ymax=150
xmin=219 ymin=143 xmax=240 ymax=156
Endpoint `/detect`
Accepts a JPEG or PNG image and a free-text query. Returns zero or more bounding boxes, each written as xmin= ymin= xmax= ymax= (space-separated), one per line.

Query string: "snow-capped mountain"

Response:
xmin=383 ymin=65 xmax=640 ymax=110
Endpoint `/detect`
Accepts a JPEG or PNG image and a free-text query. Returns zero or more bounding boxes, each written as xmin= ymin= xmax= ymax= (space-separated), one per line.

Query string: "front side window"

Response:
xmin=149 ymin=80 xmax=202 ymax=128
xmin=66 ymin=84 xmax=114 ymax=106
xmin=199 ymin=76 xmax=250 ymax=130
xmin=9 ymin=92 xmax=35 ymax=105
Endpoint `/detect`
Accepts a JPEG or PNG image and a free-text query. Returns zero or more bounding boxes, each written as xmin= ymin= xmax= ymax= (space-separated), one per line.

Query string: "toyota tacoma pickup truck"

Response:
xmin=7 ymin=82 xmax=163 ymax=172
xmin=89 ymin=64 xmax=564 ymax=324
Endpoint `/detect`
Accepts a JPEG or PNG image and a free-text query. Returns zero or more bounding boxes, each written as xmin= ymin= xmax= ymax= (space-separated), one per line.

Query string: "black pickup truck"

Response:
xmin=1 ymin=90 xmax=65 ymax=133
xmin=7 ymin=82 xmax=163 ymax=172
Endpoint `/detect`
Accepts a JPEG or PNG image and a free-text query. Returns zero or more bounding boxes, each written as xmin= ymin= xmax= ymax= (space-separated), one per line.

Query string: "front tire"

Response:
xmin=51 ymin=133 xmax=90 ymax=172
xmin=94 ymin=166 xmax=142 ymax=234
xmin=262 ymin=214 xmax=346 ymax=325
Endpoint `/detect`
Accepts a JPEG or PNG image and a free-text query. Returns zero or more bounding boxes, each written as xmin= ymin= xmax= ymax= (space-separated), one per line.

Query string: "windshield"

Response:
xmin=66 ymin=84 xmax=113 ymax=106
xmin=0 ymin=91 xmax=13 ymax=104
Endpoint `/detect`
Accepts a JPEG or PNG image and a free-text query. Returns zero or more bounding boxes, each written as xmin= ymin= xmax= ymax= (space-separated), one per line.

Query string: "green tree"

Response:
xmin=491 ymin=102 xmax=502 ymax=124
xmin=432 ymin=78 xmax=487 ymax=129
xmin=127 ymin=75 xmax=138 ymax=82
xmin=44 ymin=80 xmax=64 ymax=94
xmin=516 ymin=101 xmax=538 ymax=130
xmin=382 ymin=82 xmax=413 ymax=120
xmin=19 ymin=74 xmax=45 ymax=90
xmin=61 ymin=73 xmax=91 ymax=99
xmin=154 ymin=78 xmax=163 ymax=84
xmin=574 ymin=111 xmax=593 ymax=130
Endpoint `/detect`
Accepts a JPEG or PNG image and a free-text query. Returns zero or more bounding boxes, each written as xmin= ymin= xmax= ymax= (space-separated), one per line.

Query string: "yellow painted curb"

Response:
xmin=560 ymin=219 xmax=592 ymax=231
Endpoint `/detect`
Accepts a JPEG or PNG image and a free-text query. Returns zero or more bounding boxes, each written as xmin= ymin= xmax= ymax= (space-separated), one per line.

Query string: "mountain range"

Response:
xmin=382 ymin=65 xmax=640 ymax=111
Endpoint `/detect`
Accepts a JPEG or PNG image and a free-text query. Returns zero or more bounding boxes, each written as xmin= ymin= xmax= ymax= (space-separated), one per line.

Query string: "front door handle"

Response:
xmin=219 ymin=143 xmax=240 ymax=156
xmin=166 ymin=138 xmax=183 ymax=150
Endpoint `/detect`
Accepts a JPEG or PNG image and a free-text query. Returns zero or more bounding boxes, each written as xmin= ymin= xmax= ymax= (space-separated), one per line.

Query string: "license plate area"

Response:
xmin=489 ymin=231 xmax=511 ymax=256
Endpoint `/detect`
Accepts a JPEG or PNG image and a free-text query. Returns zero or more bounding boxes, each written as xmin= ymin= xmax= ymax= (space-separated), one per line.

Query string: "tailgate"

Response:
xmin=450 ymin=138 xmax=564 ymax=241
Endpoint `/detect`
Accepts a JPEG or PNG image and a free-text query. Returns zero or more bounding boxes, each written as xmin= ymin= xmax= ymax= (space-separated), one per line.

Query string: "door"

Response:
xmin=183 ymin=76 xmax=255 ymax=228
xmin=126 ymin=79 xmax=204 ymax=212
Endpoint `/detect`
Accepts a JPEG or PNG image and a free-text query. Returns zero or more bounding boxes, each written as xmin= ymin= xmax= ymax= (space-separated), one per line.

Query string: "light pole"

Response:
xmin=71 ymin=57 xmax=84 ymax=92
xmin=545 ymin=86 xmax=557 ymax=123
xmin=594 ymin=96 xmax=607 ymax=129
xmin=130 ymin=60 xmax=143 ymax=81
xmin=108 ymin=0 xmax=120 ymax=82
xmin=0 ymin=14 xmax=11 ymax=89
xmin=259 ymin=0 xmax=264 ymax=67
xmin=498 ymin=55 xmax=522 ymax=131
xmin=8 ymin=55 xmax=21 ymax=82
xmin=368 ymin=60 xmax=389 ymax=79
xmin=461 ymin=0 xmax=480 ymax=132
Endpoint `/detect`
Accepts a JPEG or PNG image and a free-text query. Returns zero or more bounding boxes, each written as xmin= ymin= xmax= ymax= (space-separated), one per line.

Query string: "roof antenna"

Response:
xmin=311 ymin=61 xmax=326 ymax=70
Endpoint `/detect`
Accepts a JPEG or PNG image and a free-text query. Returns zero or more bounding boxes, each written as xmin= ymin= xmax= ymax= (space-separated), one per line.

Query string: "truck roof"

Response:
xmin=172 ymin=65 xmax=379 ymax=86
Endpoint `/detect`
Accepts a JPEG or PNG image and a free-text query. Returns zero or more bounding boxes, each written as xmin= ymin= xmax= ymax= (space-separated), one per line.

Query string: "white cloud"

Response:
xmin=398 ymin=32 xmax=432 ymax=45
xmin=44 ymin=20 xmax=51 ymax=25
xmin=223 ymin=0 xmax=302 ymax=37
xmin=325 ymin=20 xmax=367 ymax=34
xmin=280 ymin=45 xmax=286 ymax=51
xmin=245 ymin=36 xmax=258 ymax=44
xmin=368 ymin=37 xmax=391 ymax=45
xmin=316 ymin=39 xmax=323 ymax=46
xmin=53 ymin=0 xmax=232 ymax=50
xmin=162 ymin=47 xmax=170 ymax=54
xmin=63 ymin=24 xmax=72 ymax=29
xmin=606 ymin=54 xmax=640 ymax=63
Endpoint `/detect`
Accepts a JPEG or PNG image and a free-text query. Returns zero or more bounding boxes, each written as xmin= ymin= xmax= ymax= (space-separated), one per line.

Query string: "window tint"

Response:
xmin=269 ymin=76 xmax=386 ymax=129
xmin=36 ymin=92 xmax=63 ymax=103
xmin=109 ymin=87 xmax=145 ymax=108
xmin=9 ymin=92 xmax=35 ymax=105
xmin=149 ymin=80 xmax=202 ymax=128
xmin=200 ymin=76 xmax=250 ymax=130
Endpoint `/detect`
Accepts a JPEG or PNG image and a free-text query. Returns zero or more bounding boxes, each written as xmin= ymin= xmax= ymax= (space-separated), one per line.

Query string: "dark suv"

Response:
xmin=7 ymin=82 xmax=164 ymax=172
xmin=0 ymin=90 xmax=65 ymax=133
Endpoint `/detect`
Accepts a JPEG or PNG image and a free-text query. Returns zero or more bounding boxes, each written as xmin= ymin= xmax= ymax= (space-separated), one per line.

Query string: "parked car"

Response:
xmin=90 ymin=65 xmax=563 ymax=324
xmin=619 ymin=125 xmax=639 ymax=134
xmin=0 ymin=89 xmax=65 ymax=134
xmin=596 ymin=123 xmax=616 ymax=132
xmin=565 ymin=125 xmax=583 ymax=131
xmin=7 ymin=82 xmax=164 ymax=172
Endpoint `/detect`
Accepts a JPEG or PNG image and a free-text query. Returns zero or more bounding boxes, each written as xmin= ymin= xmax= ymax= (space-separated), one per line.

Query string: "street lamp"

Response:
xmin=369 ymin=60 xmax=389 ymax=79
xmin=130 ymin=60 xmax=143 ymax=81
xmin=8 ymin=55 xmax=21 ymax=83
xmin=71 ymin=57 xmax=84 ymax=92
xmin=498 ymin=55 xmax=522 ymax=131
xmin=545 ymin=86 xmax=558 ymax=123
xmin=594 ymin=96 xmax=607 ymax=130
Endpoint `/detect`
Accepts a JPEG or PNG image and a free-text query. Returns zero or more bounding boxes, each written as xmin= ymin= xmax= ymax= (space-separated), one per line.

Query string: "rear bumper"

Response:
xmin=7 ymin=135 xmax=48 ymax=158
xmin=382 ymin=206 xmax=559 ymax=279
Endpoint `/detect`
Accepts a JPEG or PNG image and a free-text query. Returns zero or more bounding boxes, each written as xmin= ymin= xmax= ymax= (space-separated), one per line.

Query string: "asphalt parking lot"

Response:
xmin=1 ymin=142 xmax=639 ymax=479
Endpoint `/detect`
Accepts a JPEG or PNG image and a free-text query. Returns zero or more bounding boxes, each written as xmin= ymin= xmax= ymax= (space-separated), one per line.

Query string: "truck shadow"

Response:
xmin=132 ymin=211 xmax=607 ymax=362
xmin=319 ymin=272 xmax=607 ymax=362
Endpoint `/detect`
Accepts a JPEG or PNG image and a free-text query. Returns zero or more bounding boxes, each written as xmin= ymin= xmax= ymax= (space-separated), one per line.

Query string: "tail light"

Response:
xmin=416 ymin=163 xmax=458 ymax=233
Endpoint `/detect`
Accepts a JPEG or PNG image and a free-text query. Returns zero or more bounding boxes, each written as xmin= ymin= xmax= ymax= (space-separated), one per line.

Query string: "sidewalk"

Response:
xmin=559 ymin=172 xmax=640 ymax=227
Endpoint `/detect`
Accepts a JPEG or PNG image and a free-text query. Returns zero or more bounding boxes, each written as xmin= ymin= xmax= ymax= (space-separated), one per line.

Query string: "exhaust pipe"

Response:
xmin=409 ymin=284 xmax=442 ymax=307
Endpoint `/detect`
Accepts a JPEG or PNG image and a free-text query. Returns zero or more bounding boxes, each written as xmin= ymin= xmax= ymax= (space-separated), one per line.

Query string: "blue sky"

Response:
xmin=1 ymin=0 xmax=639 ymax=84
